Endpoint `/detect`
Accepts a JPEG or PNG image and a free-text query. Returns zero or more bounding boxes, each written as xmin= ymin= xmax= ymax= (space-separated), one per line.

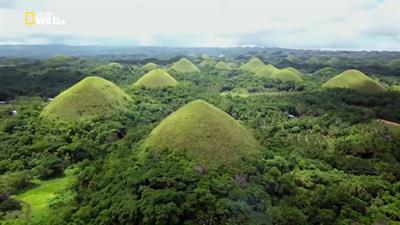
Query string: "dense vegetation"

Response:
xmin=1 ymin=49 xmax=400 ymax=225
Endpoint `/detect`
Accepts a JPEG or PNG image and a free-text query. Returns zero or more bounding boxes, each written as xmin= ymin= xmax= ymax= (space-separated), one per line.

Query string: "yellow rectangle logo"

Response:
xmin=24 ymin=12 xmax=35 ymax=25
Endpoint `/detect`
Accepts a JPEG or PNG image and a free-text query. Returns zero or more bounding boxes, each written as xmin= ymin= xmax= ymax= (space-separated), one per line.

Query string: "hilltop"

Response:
xmin=133 ymin=69 xmax=177 ymax=88
xmin=143 ymin=100 xmax=259 ymax=169
xmin=239 ymin=57 xmax=265 ymax=73
xmin=141 ymin=62 xmax=159 ymax=71
xmin=170 ymin=58 xmax=200 ymax=73
xmin=323 ymin=69 xmax=386 ymax=95
xmin=41 ymin=76 xmax=131 ymax=121
xmin=271 ymin=69 xmax=303 ymax=82
xmin=254 ymin=64 xmax=280 ymax=77
xmin=214 ymin=61 xmax=232 ymax=70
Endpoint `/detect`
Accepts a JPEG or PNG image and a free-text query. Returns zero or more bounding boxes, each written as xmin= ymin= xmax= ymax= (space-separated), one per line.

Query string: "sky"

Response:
xmin=0 ymin=0 xmax=399 ymax=50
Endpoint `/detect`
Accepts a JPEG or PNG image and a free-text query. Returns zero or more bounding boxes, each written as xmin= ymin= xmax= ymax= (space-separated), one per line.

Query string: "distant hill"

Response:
xmin=214 ymin=61 xmax=232 ymax=70
xmin=141 ymin=62 xmax=159 ymax=71
xmin=388 ymin=58 xmax=400 ymax=69
xmin=143 ymin=100 xmax=259 ymax=169
xmin=41 ymin=76 xmax=131 ymax=121
xmin=239 ymin=57 xmax=265 ymax=73
xmin=270 ymin=68 xmax=303 ymax=82
xmin=323 ymin=69 xmax=386 ymax=95
xmin=171 ymin=58 xmax=200 ymax=73
xmin=199 ymin=59 xmax=216 ymax=68
xmin=133 ymin=69 xmax=177 ymax=88
xmin=254 ymin=64 xmax=280 ymax=77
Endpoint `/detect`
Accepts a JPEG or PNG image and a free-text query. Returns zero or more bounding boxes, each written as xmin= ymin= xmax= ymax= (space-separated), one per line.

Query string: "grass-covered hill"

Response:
xmin=255 ymin=65 xmax=303 ymax=82
xmin=41 ymin=76 xmax=131 ymax=121
xmin=254 ymin=64 xmax=280 ymax=77
xmin=199 ymin=59 xmax=216 ymax=68
xmin=133 ymin=69 xmax=177 ymax=88
xmin=143 ymin=99 xmax=259 ymax=169
xmin=107 ymin=62 xmax=123 ymax=69
xmin=323 ymin=69 xmax=386 ymax=95
xmin=141 ymin=62 xmax=159 ymax=71
xmin=271 ymin=68 xmax=303 ymax=82
xmin=170 ymin=58 xmax=200 ymax=73
xmin=388 ymin=58 xmax=400 ymax=69
xmin=239 ymin=57 xmax=265 ymax=73
xmin=284 ymin=67 xmax=303 ymax=77
xmin=214 ymin=61 xmax=232 ymax=70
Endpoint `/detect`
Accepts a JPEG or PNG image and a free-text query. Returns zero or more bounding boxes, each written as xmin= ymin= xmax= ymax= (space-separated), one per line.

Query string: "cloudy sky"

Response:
xmin=1 ymin=0 xmax=399 ymax=50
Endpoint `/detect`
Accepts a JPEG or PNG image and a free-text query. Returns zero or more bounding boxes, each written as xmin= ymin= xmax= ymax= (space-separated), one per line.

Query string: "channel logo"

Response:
xmin=24 ymin=12 xmax=66 ymax=26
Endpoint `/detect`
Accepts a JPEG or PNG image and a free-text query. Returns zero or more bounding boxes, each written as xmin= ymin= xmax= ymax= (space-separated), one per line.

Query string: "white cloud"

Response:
xmin=1 ymin=0 xmax=399 ymax=50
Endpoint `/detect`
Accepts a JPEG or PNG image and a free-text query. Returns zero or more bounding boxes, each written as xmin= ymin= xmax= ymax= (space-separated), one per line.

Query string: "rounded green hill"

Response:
xmin=199 ymin=59 xmax=216 ymax=68
xmin=108 ymin=62 xmax=123 ymax=69
xmin=323 ymin=69 xmax=386 ymax=95
xmin=171 ymin=58 xmax=200 ymax=73
xmin=388 ymin=58 xmax=400 ymax=69
xmin=254 ymin=64 xmax=280 ymax=77
xmin=143 ymin=100 xmax=259 ymax=169
xmin=133 ymin=69 xmax=177 ymax=88
xmin=41 ymin=76 xmax=131 ymax=121
xmin=239 ymin=57 xmax=265 ymax=73
xmin=284 ymin=67 xmax=303 ymax=77
xmin=214 ymin=61 xmax=232 ymax=70
xmin=269 ymin=68 xmax=303 ymax=82
xmin=141 ymin=62 xmax=159 ymax=71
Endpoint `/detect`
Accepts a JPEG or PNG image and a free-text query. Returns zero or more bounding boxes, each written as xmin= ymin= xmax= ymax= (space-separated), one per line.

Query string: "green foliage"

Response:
xmin=1 ymin=53 xmax=400 ymax=225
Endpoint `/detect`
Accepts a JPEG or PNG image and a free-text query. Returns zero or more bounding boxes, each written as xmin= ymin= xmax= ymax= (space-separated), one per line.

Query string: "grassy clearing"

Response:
xmin=390 ymin=85 xmax=400 ymax=92
xmin=14 ymin=170 xmax=75 ymax=219
xmin=376 ymin=119 xmax=400 ymax=136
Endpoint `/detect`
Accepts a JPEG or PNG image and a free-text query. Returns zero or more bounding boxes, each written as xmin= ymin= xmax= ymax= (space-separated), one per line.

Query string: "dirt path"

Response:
xmin=377 ymin=119 xmax=400 ymax=127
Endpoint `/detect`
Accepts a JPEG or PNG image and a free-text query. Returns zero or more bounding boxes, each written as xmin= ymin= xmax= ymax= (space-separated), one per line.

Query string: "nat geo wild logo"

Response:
xmin=24 ymin=11 xmax=66 ymax=26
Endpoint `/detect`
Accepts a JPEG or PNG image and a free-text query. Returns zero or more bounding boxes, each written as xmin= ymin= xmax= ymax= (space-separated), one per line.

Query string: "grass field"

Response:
xmin=391 ymin=85 xmax=400 ymax=92
xmin=376 ymin=119 xmax=400 ymax=136
xmin=15 ymin=170 xmax=75 ymax=219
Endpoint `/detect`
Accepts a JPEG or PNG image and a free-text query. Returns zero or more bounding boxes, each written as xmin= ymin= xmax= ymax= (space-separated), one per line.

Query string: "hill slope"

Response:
xmin=323 ymin=69 xmax=385 ymax=95
xmin=215 ymin=61 xmax=232 ymax=70
xmin=269 ymin=68 xmax=303 ymax=82
xmin=41 ymin=76 xmax=131 ymax=121
xmin=141 ymin=62 xmax=159 ymax=71
xmin=171 ymin=58 xmax=200 ymax=73
xmin=239 ymin=57 xmax=265 ymax=73
xmin=254 ymin=64 xmax=280 ymax=77
xmin=134 ymin=69 xmax=177 ymax=88
xmin=143 ymin=100 xmax=259 ymax=169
